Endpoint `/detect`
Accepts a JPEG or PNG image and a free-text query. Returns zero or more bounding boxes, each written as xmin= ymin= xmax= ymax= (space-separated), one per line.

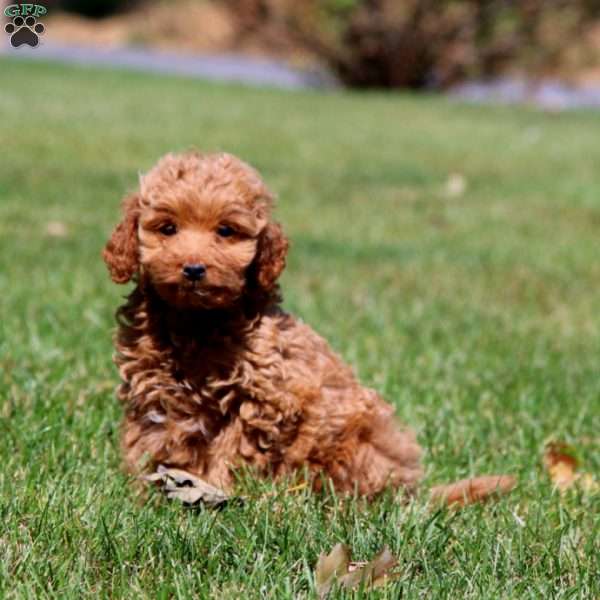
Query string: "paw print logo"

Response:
xmin=5 ymin=15 xmax=45 ymax=48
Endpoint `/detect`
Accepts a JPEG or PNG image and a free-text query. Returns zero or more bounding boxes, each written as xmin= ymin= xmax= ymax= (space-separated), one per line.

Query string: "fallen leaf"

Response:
xmin=144 ymin=465 xmax=230 ymax=507
xmin=45 ymin=221 xmax=68 ymax=237
xmin=544 ymin=441 xmax=579 ymax=492
xmin=339 ymin=546 xmax=398 ymax=589
xmin=347 ymin=560 xmax=367 ymax=573
xmin=444 ymin=173 xmax=467 ymax=198
xmin=315 ymin=543 xmax=349 ymax=598
xmin=544 ymin=441 xmax=599 ymax=494
xmin=315 ymin=545 xmax=398 ymax=598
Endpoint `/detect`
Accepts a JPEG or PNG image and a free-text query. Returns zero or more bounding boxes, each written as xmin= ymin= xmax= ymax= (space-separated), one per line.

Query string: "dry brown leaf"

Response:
xmin=144 ymin=465 xmax=230 ymax=507
xmin=339 ymin=546 xmax=398 ymax=589
xmin=347 ymin=560 xmax=367 ymax=573
xmin=544 ymin=441 xmax=578 ymax=491
xmin=315 ymin=543 xmax=349 ymax=598
xmin=544 ymin=441 xmax=598 ymax=493
xmin=315 ymin=545 xmax=398 ymax=598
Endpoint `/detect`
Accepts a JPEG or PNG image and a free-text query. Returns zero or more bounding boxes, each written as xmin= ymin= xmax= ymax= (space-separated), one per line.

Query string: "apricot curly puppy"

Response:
xmin=104 ymin=152 xmax=513 ymax=503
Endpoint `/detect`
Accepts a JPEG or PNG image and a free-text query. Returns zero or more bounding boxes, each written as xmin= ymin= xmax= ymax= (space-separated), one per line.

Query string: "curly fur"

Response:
xmin=103 ymin=151 xmax=425 ymax=497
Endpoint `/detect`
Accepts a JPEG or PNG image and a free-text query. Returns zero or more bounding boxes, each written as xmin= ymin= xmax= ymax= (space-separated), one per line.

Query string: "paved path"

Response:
xmin=450 ymin=77 xmax=600 ymax=110
xmin=0 ymin=41 xmax=338 ymax=90
xmin=3 ymin=41 xmax=600 ymax=108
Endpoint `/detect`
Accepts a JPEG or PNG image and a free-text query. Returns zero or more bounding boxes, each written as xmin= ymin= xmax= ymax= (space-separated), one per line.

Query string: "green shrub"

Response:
xmin=231 ymin=0 xmax=600 ymax=88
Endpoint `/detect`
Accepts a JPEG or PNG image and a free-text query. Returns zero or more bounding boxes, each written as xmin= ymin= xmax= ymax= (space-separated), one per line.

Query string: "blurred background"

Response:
xmin=9 ymin=0 xmax=600 ymax=107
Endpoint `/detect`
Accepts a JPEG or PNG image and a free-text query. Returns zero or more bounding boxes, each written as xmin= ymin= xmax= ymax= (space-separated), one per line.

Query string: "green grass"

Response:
xmin=0 ymin=58 xmax=599 ymax=598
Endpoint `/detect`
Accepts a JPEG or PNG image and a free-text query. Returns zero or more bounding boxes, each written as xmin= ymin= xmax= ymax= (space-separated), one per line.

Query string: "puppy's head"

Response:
xmin=103 ymin=152 xmax=288 ymax=309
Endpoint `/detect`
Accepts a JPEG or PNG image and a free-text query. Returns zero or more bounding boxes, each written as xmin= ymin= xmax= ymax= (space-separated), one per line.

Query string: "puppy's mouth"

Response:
xmin=182 ymin=280 xmax=228 ymax=297
xmin=157 ymin=281 xmax=240 ymax=309
xmin=181 ymin=280 xmax=208 ymax=294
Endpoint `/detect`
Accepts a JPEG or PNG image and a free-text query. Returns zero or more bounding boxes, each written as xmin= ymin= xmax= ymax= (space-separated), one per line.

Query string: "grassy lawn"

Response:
xmin=1 ymin=58 xmax=599 ymax=598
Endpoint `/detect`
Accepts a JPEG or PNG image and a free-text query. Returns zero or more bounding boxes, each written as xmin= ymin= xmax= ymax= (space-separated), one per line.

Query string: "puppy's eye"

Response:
xmin=217 ymin=224 xmax=235 ymax=238
xmin=158 ymin=222 xmax=177 ymax=236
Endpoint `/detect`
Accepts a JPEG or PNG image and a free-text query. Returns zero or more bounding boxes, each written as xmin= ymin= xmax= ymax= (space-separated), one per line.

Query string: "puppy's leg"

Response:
xmin=203 ymin=419 xmax=246 ymax=492
xmin=119 ymin=373 xmax=216 ymax=478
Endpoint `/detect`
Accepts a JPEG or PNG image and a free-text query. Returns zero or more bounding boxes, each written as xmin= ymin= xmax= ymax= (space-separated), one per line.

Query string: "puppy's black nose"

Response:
xmin=182 ymin=264 xmax=206 ymax=281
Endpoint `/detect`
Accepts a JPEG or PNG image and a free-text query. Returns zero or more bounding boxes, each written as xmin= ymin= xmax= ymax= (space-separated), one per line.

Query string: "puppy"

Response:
xmin=103 ymin=152 xmax=513 ymax=503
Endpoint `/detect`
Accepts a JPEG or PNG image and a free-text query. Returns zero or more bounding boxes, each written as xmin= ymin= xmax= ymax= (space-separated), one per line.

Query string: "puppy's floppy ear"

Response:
xmin=102 ymin=193 xmax=141 ymax=284
xmin=251 ymin=221 xmax=289 ymax=291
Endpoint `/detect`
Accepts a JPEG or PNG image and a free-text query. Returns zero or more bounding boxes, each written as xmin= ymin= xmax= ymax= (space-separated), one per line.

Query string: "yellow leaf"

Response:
xmin=548 ymin=462 xmax=577 ymax=492
xmin=543 ymin=441 xmax=598 ymax=494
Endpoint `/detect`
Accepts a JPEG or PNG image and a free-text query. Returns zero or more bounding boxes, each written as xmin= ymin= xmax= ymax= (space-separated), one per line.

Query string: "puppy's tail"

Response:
xmin=429 ymin=475 xmax=516 ymax=507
